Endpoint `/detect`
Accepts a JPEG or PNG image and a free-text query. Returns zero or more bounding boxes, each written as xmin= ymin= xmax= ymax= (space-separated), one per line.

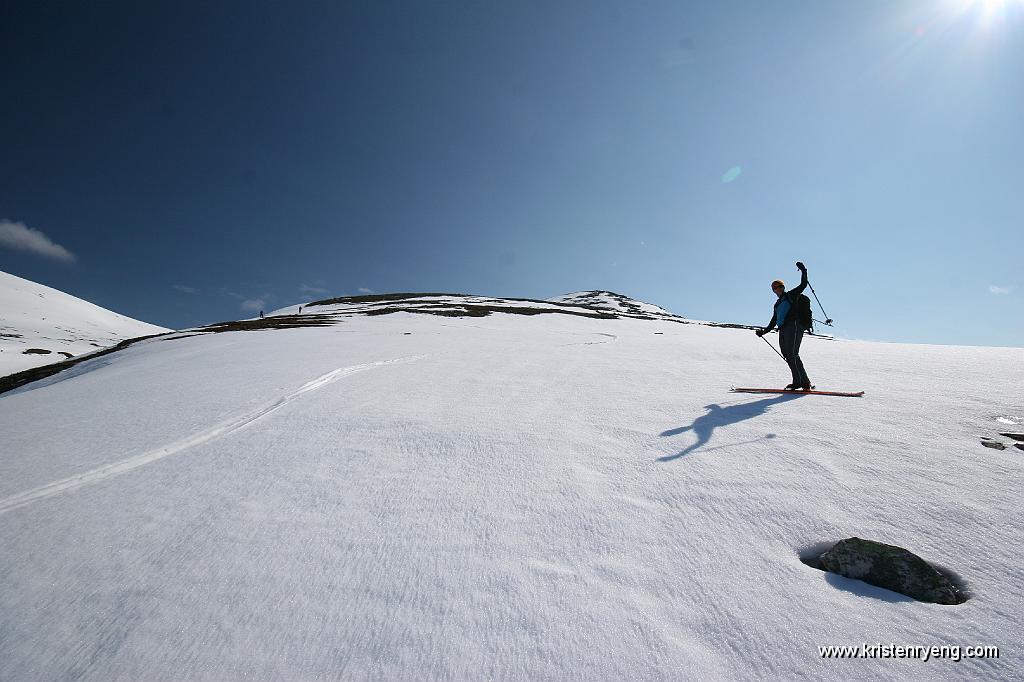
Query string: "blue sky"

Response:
xmin=1 ymin=0 xmax=1021 ymax=346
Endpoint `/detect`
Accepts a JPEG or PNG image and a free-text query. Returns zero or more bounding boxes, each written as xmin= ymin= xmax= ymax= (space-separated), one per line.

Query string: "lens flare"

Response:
xmin=721 ymin=166 xmax=742 ymax=183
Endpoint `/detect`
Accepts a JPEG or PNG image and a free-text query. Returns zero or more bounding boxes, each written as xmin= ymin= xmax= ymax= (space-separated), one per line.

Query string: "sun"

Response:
xmin=949 ymin=0 xmax=1011 ymax=10
xmin=955 ymin=0 xmax=1020 ymax=15
xmin=978 ymin=0 xmax=1011 ymax=13
xmin=943 ymin=0 xmax=1022 ymax=28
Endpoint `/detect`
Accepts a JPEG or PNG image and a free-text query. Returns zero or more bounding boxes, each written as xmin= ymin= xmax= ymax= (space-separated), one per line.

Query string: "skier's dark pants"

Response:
xmin=779 ymin=324 xmax=809 ymax=386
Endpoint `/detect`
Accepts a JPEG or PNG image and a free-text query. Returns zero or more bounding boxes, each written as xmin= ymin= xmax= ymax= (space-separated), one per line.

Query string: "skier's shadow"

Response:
xmin=658 ymin=394 xmax=801 ymax=462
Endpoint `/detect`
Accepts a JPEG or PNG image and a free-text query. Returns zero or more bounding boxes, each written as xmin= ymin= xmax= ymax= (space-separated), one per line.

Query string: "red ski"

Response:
xmin=730 ymin=387 xmax=864 ymax=397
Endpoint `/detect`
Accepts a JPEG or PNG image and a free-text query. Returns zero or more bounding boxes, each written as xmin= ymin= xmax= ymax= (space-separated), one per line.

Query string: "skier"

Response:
xmin=756 ymin=261 xmax=811 ymax=390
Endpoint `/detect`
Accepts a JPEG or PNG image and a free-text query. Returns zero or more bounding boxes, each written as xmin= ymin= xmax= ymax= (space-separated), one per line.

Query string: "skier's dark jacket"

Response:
xmin=763 ymin=269 xmax=808 ymax=332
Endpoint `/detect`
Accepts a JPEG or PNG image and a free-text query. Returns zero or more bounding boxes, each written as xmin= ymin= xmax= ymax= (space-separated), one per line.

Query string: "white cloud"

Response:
xmin=989 ymin=285 xmax=1012 ymax=295
xmin=358 ymin=287 xmax=374 ymax=294
xmin=300 ymin=284 xmax=329 ymax=295
xmin=241 ymin=299 xmax=266 ymax=312
xmin=0 ymin=220 xmax=76 ymax=263
xmin=173 ymin=284 xmax=200 ymax=294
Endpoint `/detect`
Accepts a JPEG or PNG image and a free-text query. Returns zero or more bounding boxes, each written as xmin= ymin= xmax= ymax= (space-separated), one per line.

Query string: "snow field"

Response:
xmin=1 ymin=312 xmax=1021 ymax=680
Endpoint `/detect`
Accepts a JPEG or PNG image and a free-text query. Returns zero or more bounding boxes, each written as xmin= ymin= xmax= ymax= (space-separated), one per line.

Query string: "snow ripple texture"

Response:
xmin=1 ymin=313 xmax=1022 ymax=681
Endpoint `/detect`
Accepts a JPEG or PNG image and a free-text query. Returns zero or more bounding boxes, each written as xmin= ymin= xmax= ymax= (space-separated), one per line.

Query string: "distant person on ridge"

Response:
xmin=756 ymin=261 xmax=811 ymax=390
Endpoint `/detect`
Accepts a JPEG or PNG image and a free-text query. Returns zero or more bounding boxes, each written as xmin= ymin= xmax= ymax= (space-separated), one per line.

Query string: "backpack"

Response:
xmin=796 ymin=293 xmax=813 ymax=333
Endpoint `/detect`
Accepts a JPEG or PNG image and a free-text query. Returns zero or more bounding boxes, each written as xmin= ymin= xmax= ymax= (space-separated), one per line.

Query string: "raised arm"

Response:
xmin=790 ymin=262 xmax=809 ymax=296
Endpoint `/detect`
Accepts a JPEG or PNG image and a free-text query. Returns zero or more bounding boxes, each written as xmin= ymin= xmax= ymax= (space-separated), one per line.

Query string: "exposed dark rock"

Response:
xmin=58 ymin=352 xmax=74 ymax=359
xmin=981 ymin=438 xmax=1007 ymax=450
xmin=199 ymin=314 xmax=336 ymax=332
xmin=160 ymin=334 xmax=205 ymax=341
xmin=308 ymin=292 xmax=471 ymax=307
xmin=363 ymin=306 xmax=489 ymax=318
xmin=23 ymin=348 xmax=52 ymax=355
xmin=815 ymin=537 xmax=966 ymax=605
xmin=358 ymin=303 xmax=617 ymax=321
xmin=999 ymin=432 xmax=1024 ymax=442
xmin=1016 ymin=443 xmax=1024 ymax=452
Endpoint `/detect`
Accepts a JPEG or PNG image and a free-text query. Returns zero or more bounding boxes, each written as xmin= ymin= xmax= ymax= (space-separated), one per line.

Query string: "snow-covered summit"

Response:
xmin=548 ymin=290 xmax=677 ymax=318
xmin=271 ymin=290 xmax=685 ymax=323
xmin=0 ymin=270 xmax=170 ymax=377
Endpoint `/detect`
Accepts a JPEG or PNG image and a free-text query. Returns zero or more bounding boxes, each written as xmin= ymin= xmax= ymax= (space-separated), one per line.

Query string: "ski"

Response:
xmin=730 ymin=387 xmax=864 ymax=397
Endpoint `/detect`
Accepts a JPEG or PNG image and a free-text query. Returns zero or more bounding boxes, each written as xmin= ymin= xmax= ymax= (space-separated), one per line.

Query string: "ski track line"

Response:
xmin=0 ymin=355 xmax=426 ymax=516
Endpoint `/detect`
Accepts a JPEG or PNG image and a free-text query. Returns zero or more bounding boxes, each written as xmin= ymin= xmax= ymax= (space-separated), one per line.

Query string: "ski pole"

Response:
xmin=806 ymin=280 xmax=833 ymax=326
xmin=761 ymin=334 xmax=787 ymax=361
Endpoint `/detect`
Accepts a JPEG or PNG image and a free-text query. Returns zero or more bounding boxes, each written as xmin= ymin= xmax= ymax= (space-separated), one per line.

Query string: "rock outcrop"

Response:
xmin=816 ymin=537 xmax=966 ymax=605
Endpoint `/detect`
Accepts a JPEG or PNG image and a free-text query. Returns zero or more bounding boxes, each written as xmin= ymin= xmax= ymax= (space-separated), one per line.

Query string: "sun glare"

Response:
xmin=950 ymin=0 xmax=1021 ymax=22
xmin=979 ymin=0 xmax=1010 ymax=14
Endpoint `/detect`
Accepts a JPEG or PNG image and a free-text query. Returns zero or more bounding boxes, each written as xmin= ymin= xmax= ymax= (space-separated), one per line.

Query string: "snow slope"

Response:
xmin=0 ymin=270 xmax=170 ymax=377
xmin=1 ymin=294 xmax=1022 ymax=680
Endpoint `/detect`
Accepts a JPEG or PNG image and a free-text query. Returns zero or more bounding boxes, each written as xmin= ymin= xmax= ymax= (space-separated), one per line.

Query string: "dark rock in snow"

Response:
xmin=817 ymin=537 xmax=966 ymax=605
xmin=981 ymin=438 xmax=1007 ymax=450
xmin=998 ymin=432 xmax=1024 ymax=442
xmin=23 ymin=348 xmax=52 ymax=355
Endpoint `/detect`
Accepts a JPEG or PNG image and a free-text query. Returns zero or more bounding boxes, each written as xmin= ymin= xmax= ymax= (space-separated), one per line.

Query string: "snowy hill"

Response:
xmin=0 ymin=270 xmax=170 ymax=377
xmin=1 ymin=294 xmax=1022 ymax=680
xmin=548 ymin=290 xmax=678 ymax=318
xmin=270 ymin=289 xmax=685 ymax=323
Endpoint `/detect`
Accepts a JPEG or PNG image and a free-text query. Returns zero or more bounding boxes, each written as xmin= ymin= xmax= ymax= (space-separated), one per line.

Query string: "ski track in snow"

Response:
xmin=0 ymin=355 xmax=426 ymax=516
